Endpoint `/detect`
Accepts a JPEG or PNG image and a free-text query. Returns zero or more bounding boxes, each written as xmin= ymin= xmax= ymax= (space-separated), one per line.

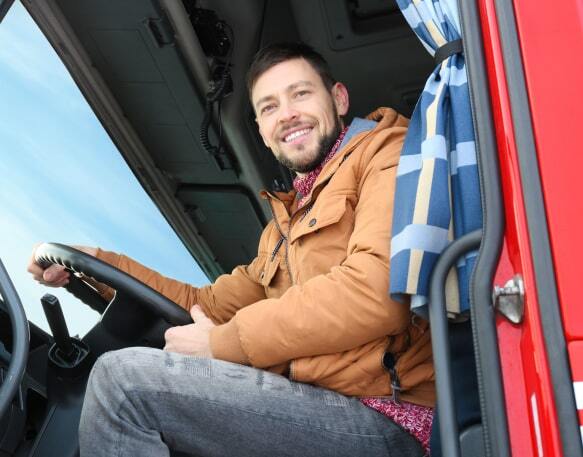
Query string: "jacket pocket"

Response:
xmin=258 ymin=251 xmax=292 ymax=298
xmin=259 ymin=254 xmax=280 ymax=287
xmin=290 ymin=195 xmax=348 ymax=244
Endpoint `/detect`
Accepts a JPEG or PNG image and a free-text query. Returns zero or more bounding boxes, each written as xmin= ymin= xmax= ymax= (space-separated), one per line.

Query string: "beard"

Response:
xmin=274 ymin=108 xmax=343 ymax=174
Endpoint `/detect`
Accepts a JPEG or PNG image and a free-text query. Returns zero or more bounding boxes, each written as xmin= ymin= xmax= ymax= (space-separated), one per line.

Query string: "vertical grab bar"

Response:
xmin=428 ymin=229 xmax=482 ymax=457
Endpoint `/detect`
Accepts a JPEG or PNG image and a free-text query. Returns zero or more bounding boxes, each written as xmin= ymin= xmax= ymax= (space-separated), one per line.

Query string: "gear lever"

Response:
xmin=41 ymin=294 xmax=90 ymax=376
xmin=41 ymin=294 xmax=76 ymax=362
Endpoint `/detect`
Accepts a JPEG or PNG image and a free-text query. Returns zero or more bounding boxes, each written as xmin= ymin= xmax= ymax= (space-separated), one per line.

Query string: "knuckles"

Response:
xmin=164 ymin=327 xmax=177 ymax=341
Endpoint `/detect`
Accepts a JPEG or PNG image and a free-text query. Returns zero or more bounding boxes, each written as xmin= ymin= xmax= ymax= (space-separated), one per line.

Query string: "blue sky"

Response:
xmin=0 ymin=2 xmax=209 ymax=336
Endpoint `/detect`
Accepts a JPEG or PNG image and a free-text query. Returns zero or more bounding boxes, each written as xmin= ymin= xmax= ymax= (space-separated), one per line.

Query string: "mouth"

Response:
xmin=281 ymin=127 xmax=313 ymax=144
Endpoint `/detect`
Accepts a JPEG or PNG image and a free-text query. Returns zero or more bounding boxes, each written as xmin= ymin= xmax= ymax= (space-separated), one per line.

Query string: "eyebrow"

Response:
xmin=254 ymin=80 xmax=315 ymax=110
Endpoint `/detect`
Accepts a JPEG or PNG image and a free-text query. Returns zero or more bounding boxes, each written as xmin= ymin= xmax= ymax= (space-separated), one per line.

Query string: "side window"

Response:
xmin=0 ymin=2 xmax=209 ymax=336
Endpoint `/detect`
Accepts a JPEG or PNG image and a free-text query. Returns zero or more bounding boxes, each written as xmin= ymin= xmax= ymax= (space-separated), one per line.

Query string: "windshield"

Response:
xmin=0 ymin=2 xmax=209 ymax=336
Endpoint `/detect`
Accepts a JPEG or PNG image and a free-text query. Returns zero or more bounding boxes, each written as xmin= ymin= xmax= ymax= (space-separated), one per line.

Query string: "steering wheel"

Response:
xmin=34 ymin=243 xmax=192 ymax=327
xmin=0 ymin=259 xmax=30 ymax=420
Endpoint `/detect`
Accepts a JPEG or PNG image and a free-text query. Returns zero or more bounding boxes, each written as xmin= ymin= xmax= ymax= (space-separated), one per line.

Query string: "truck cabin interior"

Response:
xmin=35 ymin=0 xmax=434 ymax=278
xmin=0 ymin=1 xmax=493 ymax=456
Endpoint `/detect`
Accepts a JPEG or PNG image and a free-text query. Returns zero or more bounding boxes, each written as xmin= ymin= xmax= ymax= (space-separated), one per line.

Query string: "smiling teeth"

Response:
xmin=284 ymin=128 xmax=311 ymax=142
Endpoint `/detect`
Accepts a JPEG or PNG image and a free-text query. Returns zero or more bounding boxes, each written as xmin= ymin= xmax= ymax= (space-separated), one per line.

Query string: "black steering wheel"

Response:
xmin=0 ymin=259 xmax=30 ymax=420
xmin=34 ymin=243 xmax=192 ymax=327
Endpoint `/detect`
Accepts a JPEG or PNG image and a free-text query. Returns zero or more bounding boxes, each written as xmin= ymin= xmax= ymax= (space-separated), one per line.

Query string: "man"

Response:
xmin=28 ymin=42 xmax=434 ymax=456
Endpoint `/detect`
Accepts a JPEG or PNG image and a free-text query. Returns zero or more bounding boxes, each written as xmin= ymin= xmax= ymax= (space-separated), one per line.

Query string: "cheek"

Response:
xmin=319 ymin=115 xmax=332 ymax=133
xmin=258 ymin=125 xmax=272 ymax=147
xmin=319 ymin=108 xmax=334 ymax=128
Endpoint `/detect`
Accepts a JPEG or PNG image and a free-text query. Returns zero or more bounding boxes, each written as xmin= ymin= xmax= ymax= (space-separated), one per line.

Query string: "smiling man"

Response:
xmin=29 ymin=42 xmax=434 ymax=456
xmin=252 ymin=59 xmax=346 ymax=174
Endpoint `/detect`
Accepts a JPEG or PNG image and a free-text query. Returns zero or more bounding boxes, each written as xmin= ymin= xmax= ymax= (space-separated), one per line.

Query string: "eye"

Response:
xmin=294 ymin=90 xmax=310 ymax=98
xmin=260 ymin=103 xmax=276 ymax=115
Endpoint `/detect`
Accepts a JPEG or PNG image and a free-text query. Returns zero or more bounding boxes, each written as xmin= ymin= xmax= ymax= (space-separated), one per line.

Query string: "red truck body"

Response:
xmin=482 ymin=0 xmax=583 ymax=454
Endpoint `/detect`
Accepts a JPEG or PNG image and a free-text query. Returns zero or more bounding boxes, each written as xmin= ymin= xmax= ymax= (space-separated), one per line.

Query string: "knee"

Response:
xmin=83 ymin=350 xmax=126 ymax=410
xmin=88 ymin=350 xmax=116 ymax=387
xmin=79 ymin=351 xmax=123 ymax=441
xmin=85 ymin=347 xmax=155 ymax=402
xmin=88 ymin=349 xmax=124 ymax=390
xmin=81 ymin=348 xmax=159 ymax=430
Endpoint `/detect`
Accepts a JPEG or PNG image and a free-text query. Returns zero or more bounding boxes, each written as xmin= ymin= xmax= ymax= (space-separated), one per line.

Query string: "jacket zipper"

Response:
xmin=271 ymin=236 xmax=284 ymax=261
xmin=265 ymin=152 xmax=354 ymax=287
xmin=266 ymin=198 xmax=294 ymax=285
xmin=267 ymin=132 xmax=372 ymax=382
xmin=264 ymin=127 xmax=373 ymax=284
xmin=382 ymin=351 xmax=402 ymax=403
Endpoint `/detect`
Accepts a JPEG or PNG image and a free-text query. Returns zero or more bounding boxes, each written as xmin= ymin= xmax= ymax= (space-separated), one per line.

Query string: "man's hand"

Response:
xmin=27 ymin=243 xmax=97 ymax=288
xmin=164 ymin=305 xmax=216 ymax=357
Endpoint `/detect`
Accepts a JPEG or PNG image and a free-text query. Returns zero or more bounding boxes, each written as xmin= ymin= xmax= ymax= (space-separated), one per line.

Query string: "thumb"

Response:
xmin=43 ymin=264 xmax=65 ymax=281
xmin=190 ymin=304 xmax=206 ymax=322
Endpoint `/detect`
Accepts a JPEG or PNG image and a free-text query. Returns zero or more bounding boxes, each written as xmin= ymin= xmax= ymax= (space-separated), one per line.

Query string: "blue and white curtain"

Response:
xmin=390 ymin=0 xmax=482 ymax=316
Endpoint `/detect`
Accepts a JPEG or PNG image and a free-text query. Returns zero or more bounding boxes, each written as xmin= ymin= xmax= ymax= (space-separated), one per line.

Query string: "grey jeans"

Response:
xmin=79 ymin=347 xmax=423 ymax=457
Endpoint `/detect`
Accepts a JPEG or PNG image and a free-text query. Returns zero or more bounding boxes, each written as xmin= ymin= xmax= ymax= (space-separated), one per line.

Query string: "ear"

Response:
xmin=331 ymin=82 xmax=349 ymax=116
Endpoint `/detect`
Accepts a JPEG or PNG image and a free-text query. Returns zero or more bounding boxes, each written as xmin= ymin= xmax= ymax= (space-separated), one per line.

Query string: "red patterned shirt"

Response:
xmin=360 ymin=398 xmax=433 ymax=455
xmin=293 ymin=127 xmax=348 ymax=207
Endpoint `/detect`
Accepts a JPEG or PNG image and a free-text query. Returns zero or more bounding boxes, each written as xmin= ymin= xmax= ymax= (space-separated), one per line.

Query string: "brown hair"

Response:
xmin=246 ymin=42 xmax=336 ymax=100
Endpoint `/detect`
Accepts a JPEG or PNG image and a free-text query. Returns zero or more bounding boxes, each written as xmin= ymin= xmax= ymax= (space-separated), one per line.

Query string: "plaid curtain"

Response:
xmin=390 ymin=0 xmax=482 ymax=316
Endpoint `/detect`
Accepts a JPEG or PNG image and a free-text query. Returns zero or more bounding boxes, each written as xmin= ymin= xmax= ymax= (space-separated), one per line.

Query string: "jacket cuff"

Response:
xmin=209 ymin=320 xmax=250 ymax=365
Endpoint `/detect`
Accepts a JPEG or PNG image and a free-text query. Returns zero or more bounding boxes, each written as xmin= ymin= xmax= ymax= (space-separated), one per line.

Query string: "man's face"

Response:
xmin=252 ymin=58 xmax=349 ymax=175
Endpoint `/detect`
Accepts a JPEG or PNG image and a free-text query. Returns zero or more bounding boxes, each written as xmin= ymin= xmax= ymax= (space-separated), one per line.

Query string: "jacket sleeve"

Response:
xmin=222 ymin=135 xmax=410 ymax=368
xmin=94 ymin=235 xmax=271 ymax=325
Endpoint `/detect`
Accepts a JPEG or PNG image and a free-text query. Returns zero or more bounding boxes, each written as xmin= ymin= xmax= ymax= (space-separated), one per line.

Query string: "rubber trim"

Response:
xmin=458 ymin=1 xmax=510 ymax=456
xmin=493 ymin=0 xmax=583 ymax=455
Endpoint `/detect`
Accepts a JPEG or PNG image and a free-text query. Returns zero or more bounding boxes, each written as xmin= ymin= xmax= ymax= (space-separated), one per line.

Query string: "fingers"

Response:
xmin=27 ymin=243 xmax=70 ymax=287
xmin=163 ymin=323 xmax=212 ymax=357
xmin=27 ymin=242 xmax=44 ymax=277
xmin=163 ymin=326 xmax=176 ymax=351
xmin=42 ymin=266 xmax=70 ymax=287
xmin=163 ymin=324 xmax=189 ymax=352
xmin=42 ymin=264 xmax=67 ymax=281
xmin=38 ymin=277 xmax=70 ymax=288
xmin=27 ymin=261 xmax=45 ymax=279
xmin=36 ymin=265 xmax=70 ymax=287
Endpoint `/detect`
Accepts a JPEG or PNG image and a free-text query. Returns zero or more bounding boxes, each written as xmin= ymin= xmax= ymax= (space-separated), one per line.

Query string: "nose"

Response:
xmin=277 ymin=101 xmax=300 ymax=124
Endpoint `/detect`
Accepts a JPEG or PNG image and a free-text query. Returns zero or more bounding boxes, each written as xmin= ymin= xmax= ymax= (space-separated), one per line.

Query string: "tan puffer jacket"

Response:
xmin=95 ymin=107 xmax=435 ymax=407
